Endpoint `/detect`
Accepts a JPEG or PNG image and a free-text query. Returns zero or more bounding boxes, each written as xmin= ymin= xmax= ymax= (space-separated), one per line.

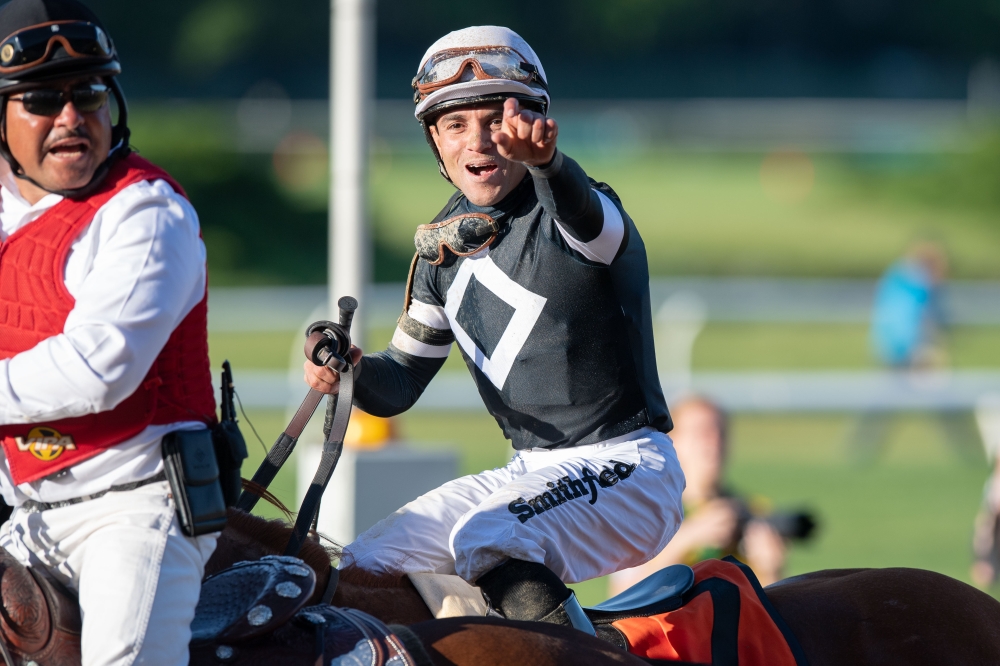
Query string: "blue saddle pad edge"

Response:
xmin=584 ymin=564 xmax=695 ymax=624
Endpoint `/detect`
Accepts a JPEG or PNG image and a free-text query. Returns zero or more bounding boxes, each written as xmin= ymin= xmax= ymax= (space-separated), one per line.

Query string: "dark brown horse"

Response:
xmin=206 ymin=509 xmax=641 ymax=665
xmin=211 ymin=508 xmax=1000 ymax=665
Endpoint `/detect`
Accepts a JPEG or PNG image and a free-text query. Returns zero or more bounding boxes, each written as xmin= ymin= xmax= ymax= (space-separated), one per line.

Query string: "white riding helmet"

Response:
xmin=412 ymin=26 xmax=550 ymax=180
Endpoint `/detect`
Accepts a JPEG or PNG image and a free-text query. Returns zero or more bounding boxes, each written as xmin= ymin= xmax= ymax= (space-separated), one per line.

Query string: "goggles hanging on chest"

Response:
xmin=414 ymin=212 xmax=499 ymax=265
xmin=412 ymin=45 xmax=548 ymax=103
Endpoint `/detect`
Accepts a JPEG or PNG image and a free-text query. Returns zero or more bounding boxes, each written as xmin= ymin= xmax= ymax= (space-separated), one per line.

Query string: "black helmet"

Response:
xmin=0 ymin=0 xmax=130 ymax=198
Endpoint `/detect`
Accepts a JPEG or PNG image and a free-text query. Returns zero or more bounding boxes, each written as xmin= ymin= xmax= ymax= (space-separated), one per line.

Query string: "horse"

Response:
xmin=211 ymin=508 xmax=1000 ymax=666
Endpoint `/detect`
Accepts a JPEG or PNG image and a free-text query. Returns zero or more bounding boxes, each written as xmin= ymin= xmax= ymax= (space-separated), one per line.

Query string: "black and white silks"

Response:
xmin=354 ymin=151 xmax=672 ymax=450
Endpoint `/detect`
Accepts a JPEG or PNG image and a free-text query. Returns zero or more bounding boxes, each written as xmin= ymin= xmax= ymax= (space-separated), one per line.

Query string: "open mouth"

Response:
xmin=47 ymin=139 xmax=90 ymax=158
xmin=466 ymin=162 xmax=498 ymax=177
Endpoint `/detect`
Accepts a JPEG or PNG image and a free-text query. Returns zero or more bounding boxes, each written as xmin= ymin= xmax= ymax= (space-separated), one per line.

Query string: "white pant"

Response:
xmin=0 ymin=480 xmax=217 ymax=666
xmin=342 ymin=429 xmax=685 ymax=584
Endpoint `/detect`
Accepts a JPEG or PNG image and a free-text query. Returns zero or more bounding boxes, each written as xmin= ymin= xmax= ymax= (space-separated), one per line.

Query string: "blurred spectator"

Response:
xmin=971 ymin=394 xmax=1000 ymax=587
xmin=609 ymin=396 xmax=815 ymax=594
xmin=870 ymin=241 xmax=949 ymax=370
xmin=970 ymin=462 xmax=1000 ymax=587
xmin=853 ymin=241 xmax=980 ymax=462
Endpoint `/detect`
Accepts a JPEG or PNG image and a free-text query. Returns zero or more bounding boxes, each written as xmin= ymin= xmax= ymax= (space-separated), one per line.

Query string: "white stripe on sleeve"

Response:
xmin=408 ymin=299 xmax=451 ymax=330
xmin=390 ymin=327 xmax=451 ymax=358
xmin=553 ymin=190 xmax=626 ymax=265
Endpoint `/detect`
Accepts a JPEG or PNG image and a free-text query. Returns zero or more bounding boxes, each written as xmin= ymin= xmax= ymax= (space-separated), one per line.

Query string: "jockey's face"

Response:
xmin=672 ymin=401 xmax=726 ymax=500
xmin=3 ymin=76 xmax=112 ymax=204
xmin=430 ymin=103 xmax=527 ymax=206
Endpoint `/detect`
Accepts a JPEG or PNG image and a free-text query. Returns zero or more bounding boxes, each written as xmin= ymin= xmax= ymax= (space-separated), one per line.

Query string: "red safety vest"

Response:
xmin=0 ymin=153 xmax=217 ymax=485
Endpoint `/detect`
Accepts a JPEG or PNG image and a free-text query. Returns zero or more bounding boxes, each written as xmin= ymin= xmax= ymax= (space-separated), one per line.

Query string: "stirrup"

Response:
xmin=539 ymin=591 xmax=596 ymax=636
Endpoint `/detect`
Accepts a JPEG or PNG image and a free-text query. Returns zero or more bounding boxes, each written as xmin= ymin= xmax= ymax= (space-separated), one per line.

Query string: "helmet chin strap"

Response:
xmin=0 ymin=77 xmax=131 ymax=200
xmin=420 ymin=120 xmax=453 ymax=184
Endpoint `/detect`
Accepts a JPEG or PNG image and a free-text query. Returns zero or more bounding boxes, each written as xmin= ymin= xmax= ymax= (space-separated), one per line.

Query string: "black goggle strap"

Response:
xmin=0 ymin=77 xmax=130 ymax=199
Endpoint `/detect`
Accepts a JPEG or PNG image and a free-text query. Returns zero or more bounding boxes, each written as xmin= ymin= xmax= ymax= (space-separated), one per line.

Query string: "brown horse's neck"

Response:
xmin=207 ymin=509 xmax=339 ymax=606
xmin=333 ymin=566 xmax=435 ymax=625
xmin=208 ymin=509 xmax=434 ymax=624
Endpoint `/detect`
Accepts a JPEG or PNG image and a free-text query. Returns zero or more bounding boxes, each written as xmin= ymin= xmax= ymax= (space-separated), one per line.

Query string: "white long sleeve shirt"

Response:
xmin=0 ymin=167 xmax=208 ymax=506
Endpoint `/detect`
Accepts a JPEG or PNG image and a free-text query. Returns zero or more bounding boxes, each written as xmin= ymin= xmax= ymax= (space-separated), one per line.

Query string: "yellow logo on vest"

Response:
xmin=14 ymin=427 xmax=77 ymax=461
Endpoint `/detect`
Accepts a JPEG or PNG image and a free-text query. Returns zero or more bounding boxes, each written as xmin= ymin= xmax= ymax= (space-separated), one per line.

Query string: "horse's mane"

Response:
xmin=206 ymin=508 xmax=340 ymax=583
xmin=209 ymin=483 xmax=412 ymax=597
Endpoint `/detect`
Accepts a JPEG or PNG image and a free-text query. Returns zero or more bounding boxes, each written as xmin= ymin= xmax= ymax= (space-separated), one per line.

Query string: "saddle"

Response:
xmin=594 ymin=558 xmax=810 ymax=666
xmin=0 ymin=547 xmax=80 ymax=666
xmin=0 ymin=549 xmax=423 ymax=666
xmin=583 ymin=563 xmax=696 ymax=648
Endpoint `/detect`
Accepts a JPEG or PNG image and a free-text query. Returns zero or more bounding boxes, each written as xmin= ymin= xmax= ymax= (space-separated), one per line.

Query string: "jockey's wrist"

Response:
xmin=526 ymin=150 xmax=562 ymax=178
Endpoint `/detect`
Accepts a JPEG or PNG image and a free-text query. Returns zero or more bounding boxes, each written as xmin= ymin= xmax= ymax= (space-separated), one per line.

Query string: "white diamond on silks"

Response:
xmin=215 ymin=646 xmax=235 ymax=661
xmin=276 ymin=581 xmax=302 ymax=598
xmin=247 ymin=605 xmax=273 ymax=626
xmin=285 ymin=564 xmax=311 ymax=578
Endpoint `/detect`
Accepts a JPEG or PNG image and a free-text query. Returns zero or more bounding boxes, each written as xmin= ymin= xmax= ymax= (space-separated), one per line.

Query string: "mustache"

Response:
xmin=43 ymin=128 xmax=91 ymax=152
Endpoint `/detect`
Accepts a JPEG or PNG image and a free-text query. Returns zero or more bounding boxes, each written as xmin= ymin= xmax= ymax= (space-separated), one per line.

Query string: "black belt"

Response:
xmin=19 ymin=470 xmax=168 ymax=514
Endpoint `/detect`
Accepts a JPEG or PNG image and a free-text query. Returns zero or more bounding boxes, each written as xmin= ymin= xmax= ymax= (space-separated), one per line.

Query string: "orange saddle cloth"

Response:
xmin=611 ymin=557 xmax=808 ymax=666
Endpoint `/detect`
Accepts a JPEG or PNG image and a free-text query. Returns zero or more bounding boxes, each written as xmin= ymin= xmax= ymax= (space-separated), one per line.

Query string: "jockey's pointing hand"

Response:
xmin=303 ymin=345 xmax=363 ymax=395
xmin=492 ymin=97 xmax=558 ymax=167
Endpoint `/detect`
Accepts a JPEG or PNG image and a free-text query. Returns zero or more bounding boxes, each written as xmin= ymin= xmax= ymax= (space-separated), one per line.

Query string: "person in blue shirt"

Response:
xmin=870 ymin=241 xmax=948 ymax=369
xmin=853 ymin=241 xmax=961 ymax=462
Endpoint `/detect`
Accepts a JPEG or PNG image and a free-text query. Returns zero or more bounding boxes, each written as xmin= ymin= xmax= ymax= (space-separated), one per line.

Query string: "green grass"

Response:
xmin=369 ymin=150 xmax=1000 ymax=281
xmin=218 ymin=321 xmax=996 ymax=606
xmin=692 ymin=323 xmax=1000 ymax=369
xmin=211 ymin=323 xmax=1000 ymax=373
xmin=236 ymin=406 xmax=991 ymax=606
xmin=124 ymin=99 xmax=1000 ymax=283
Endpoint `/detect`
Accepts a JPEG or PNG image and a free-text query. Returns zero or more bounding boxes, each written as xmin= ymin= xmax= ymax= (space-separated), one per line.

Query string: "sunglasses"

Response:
xmin=8 ymin=83 xmax=109 ymax=116
xmin=0 ymin=21 xmax=112 ymax=74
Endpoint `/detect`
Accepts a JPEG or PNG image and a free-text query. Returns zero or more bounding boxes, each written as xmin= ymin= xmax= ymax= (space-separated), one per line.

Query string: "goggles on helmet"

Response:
xmin=414 ymin=212 xmax=500 ymax=265
xmin=412 ymin=45 xmax=548 ymax=103
xmin=0 ymin=21 xmax=113 ymax=75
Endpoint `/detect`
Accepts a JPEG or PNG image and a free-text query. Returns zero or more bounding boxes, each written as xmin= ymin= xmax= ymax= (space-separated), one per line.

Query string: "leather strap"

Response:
xmin=236 ymin=389 xmax=324 ymax=512
xmin=284 ymin=363 xmax=354 ymax=557
xmin=321 ymin=566 xmax=340 ymax=605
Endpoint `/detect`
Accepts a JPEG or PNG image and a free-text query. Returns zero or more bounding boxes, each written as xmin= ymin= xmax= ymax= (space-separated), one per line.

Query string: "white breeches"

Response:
xmin=341 ymin=429 xmax=685 ymax=584
xmin=0 ymin=480 xmax=218 ymax=666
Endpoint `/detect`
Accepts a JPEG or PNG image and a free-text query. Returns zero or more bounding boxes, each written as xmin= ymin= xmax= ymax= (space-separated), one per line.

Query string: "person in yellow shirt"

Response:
xmin=610 ymin=396 xmax=814 ymax=594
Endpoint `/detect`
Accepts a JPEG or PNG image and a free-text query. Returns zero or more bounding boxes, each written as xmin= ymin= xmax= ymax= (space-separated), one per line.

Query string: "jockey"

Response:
xmin=306 ymin=25 xmax=685 ymax=633
xmin=0 ymin=0 xmax=218 ymax=663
